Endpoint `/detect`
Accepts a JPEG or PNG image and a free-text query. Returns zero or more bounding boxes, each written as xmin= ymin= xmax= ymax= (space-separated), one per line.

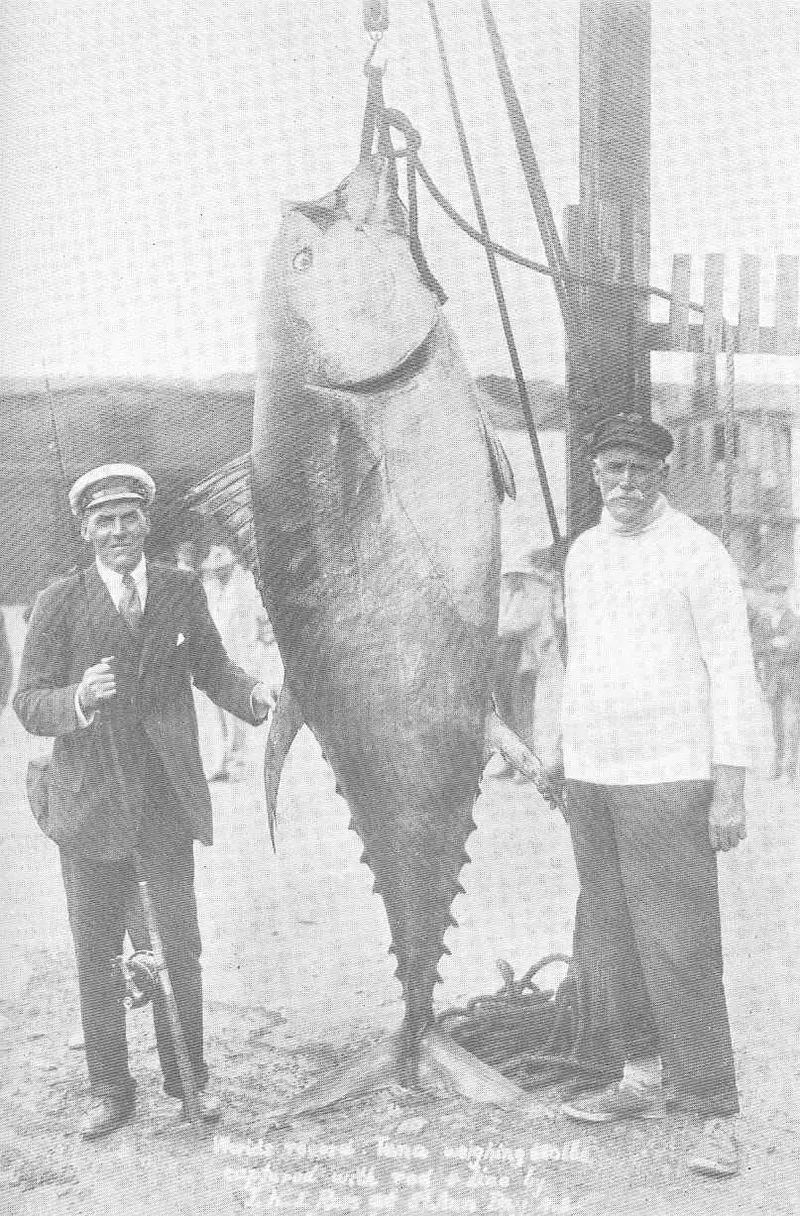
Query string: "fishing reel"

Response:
xmin=113 ymin=951 xmax=159 ymax=1010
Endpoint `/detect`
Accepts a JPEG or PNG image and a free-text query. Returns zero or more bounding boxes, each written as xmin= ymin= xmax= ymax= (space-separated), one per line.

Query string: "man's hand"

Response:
xmin=541 ymin=749 xmax=566 ymax=814
xmin=251 ymin=681 xmax=277 ymax=722
xmin=77 ymin=658 xmax=116 ymax=713
xmin=708 ymin=765 xmax=747 ymax=852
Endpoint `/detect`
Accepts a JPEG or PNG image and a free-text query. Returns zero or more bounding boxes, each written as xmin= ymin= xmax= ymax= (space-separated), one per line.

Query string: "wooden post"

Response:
xmin=566 ymin=0 xmax=651 ymax=539
xmin=538 ymin=0 xmax=652 ymax=1089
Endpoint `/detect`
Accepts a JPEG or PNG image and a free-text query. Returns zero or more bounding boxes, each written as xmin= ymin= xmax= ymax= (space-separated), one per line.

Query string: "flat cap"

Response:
xmin=68 ymin=462 xmax=156 ymax=518
xmin=588 ymin=412 xmax=673 ymax=460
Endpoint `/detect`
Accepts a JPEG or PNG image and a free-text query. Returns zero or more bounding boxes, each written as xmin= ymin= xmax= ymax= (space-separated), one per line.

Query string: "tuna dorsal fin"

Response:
xmin=185 ymin=454 xmax=261 ymax=584
xmin=263 ymin=683 xmax=305 ymax=850
xmin=476 ymin=405 xmax=516 ymax=502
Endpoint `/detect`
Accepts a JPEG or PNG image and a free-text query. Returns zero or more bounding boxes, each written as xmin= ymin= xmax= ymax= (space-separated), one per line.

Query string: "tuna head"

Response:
xmin=266 ymin=156 xmax=438 ymax=387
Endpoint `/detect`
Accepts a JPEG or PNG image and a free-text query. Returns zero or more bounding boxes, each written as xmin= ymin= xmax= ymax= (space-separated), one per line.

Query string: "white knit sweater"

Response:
xmin=562 ymin=497 xmax=760 ymax=784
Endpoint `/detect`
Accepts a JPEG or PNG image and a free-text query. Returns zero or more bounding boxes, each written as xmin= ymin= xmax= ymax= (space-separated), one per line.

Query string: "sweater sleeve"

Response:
xmin=687 ymin=542 xmax=760 ymax=767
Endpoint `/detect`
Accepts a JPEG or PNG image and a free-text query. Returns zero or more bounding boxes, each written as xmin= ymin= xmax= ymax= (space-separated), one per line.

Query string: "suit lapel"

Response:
xmin=138 ymin=563 xmax=185 ymax=675
xmin=83 ymin=565 xmax=132 ymax=657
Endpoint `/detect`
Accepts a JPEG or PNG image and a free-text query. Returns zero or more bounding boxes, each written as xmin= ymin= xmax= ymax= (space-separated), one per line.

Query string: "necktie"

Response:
xmin=119 ymin=573 xmax=144 ymax=637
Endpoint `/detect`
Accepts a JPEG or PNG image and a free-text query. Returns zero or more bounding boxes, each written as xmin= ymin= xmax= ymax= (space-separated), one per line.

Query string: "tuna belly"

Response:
xmin=291 ymin=520 xmax=497 ymax=1028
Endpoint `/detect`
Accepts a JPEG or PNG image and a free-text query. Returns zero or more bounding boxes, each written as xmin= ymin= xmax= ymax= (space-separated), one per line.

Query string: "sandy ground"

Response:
xmin=1 ymin=603 xmax=799 ymax=1216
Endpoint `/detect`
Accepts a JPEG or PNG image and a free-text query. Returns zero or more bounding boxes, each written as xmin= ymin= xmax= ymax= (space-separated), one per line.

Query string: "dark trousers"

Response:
xmin=60 ymin=814 xmax=207 ymax=1102
xmin=565 ymin=780 xmax=739 ymax=1118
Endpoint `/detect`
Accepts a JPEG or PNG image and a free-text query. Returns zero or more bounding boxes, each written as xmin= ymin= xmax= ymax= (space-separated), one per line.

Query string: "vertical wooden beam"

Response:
xmin=565 ymin=204 xmax=600 ymax=536
xmin=702 ymin=254 xmax=725 ymax=353
xmin=738 ymin=255 xmax=761 ymax=353
xmin=567 ymin=0 xmax=651 ymax=538
xmin=668 ymin=254 xmax=692 ymax=352
xmin=775 ymin=255 xmax=799 ymax=354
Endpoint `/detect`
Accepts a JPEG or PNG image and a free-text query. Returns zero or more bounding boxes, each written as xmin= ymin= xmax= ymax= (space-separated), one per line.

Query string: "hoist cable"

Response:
xmin=480 ymin=0 xmax=599 ymax=422
xmin=425 ymin=0 xmax=562 ymax=546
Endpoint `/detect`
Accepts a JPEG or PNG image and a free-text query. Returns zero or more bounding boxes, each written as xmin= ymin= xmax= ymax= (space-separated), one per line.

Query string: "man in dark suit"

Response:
xmin=14 ymin=463 xmax=273 ymax=1139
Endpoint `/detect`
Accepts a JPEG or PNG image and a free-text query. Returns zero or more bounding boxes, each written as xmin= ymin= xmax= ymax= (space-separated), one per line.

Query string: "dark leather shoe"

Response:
xmin=182 ymin=1091 xmax=223 ymax=1124
xmin=561 ymin=1081 xmax=667 ymax=1123
xmin=81 ymin=1096 xmax=135 ymax=1141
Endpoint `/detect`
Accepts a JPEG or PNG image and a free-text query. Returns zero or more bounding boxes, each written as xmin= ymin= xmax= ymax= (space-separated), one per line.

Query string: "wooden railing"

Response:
xmin=647 ymin=254 xmax=799 ymax=355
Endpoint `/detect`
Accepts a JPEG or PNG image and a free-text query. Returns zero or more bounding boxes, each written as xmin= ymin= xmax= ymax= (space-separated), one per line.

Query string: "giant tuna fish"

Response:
xmin=190 ymin=155 xmax=556 ymax=1108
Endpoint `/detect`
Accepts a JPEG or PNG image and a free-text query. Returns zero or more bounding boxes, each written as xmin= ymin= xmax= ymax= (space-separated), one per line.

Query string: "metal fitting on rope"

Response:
xmin=363 ymin=1 xmax=389 ymax=35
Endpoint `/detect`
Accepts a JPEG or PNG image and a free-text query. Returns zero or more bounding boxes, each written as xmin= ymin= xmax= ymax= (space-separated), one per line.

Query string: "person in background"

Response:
xmin=0 ymin=608 xmax=13 ymax=717
xmin=551 ymin=413 xmax=760 ymax=1180
xmin=174 ymin=539 xmax=198 ymax=574
xmin=199 ymin=542 xmax=279 ymax=781
xmin=749 ymin=578 xmax=800 ymax=781
xmin=14 ymin=463 xmax=274 ymax=1140
xmin=494 ymin=552 xmax=564 ymax=780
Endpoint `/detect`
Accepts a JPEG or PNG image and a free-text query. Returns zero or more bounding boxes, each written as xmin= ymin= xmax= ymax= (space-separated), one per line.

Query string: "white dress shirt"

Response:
xmin=74 ymin=558 xmax=148 ymax=726
xmin=95 ymin=555 xmax=148 ymax=613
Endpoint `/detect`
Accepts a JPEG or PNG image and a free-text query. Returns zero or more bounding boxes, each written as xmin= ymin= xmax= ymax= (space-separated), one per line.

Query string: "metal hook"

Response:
xmin=363 ymin=36 xmax=386 ymax=77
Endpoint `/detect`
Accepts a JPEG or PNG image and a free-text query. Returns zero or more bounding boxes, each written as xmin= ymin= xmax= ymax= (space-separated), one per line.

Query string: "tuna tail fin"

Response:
xmin=263 ymin=683 xmax=305 ymax=850
xmin=185 ymin=454 xmax=261 ymax=584
xmin=483 ymin=705 xmax=564 ymax=811
xmin=264 ymin=1026 xmax=530 ymax=1124
xmin=476 ymin=404 xmax=516 ymax=502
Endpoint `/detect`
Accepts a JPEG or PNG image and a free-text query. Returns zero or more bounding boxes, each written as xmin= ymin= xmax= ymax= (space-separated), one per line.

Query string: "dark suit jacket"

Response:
xmin=14 ymin=561 xmax=260 ymax=860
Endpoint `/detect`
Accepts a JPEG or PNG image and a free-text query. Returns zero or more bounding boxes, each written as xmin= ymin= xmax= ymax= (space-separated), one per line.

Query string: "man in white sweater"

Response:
xmin=556 ymin=413 xmax=759 ymax=1179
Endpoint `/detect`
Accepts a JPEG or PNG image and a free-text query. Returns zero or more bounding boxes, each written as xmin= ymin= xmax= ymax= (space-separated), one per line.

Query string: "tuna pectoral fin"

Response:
xmin=263 ymin=684 xmax=305 ymax=850
xmin=477 ymin=404 xmax=516 ymax=502
xmin=484 ymin=706 xmax=565 ymax=811
xmin=185 ymin=454 xmax=261 ymax=584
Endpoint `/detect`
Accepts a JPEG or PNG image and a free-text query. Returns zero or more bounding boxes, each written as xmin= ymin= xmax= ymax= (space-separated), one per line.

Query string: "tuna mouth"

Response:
xmin=330 ymin=324 xmax=437 ymax=394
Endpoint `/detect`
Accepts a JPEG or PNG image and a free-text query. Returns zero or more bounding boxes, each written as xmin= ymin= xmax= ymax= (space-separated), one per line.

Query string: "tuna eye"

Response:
xmin=292 ymin=247 xmax=313 ymax=272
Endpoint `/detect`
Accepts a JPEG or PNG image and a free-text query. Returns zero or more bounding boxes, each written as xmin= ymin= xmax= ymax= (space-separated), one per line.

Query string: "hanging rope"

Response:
xmin=413 ymin=155 xmax=689 ymax=311
xmin=359 ymin=53 xmax=384 ymax=161
xmin=425 ymin=0 xmax=562 ymax=547
xmin=361 ymin=61 xmax=447 ymax=302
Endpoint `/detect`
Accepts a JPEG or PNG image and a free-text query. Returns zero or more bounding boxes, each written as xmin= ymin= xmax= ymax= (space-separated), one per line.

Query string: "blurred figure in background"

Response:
xmin=749 ymin=579 xmax=800 ymax=780
xmin=174 ymin=539 xmax=198 ymax=574
xmin=199 ymin=542 xmax=281 ymax=780
xmin=494 ymin=549 xmax=565 ymax=780
xmin=0 ymin=608 xmax=13 ymax=717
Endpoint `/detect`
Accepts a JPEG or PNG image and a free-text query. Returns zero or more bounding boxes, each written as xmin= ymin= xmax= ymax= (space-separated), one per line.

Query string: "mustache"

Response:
xmin=607 ymin=486 xmax=644 ymax=502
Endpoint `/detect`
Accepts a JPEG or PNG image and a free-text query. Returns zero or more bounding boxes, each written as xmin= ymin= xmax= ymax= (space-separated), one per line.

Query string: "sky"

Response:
xmin=2 ymin=0 xmax=799 ymax=382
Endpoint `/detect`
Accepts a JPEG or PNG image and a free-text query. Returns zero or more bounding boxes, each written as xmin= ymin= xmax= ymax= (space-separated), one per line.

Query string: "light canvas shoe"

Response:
xmin=687 ymin=1116 xmax=740 ymax=1178
xmin=561 ymin=1081 xmax=667 ymax=1123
